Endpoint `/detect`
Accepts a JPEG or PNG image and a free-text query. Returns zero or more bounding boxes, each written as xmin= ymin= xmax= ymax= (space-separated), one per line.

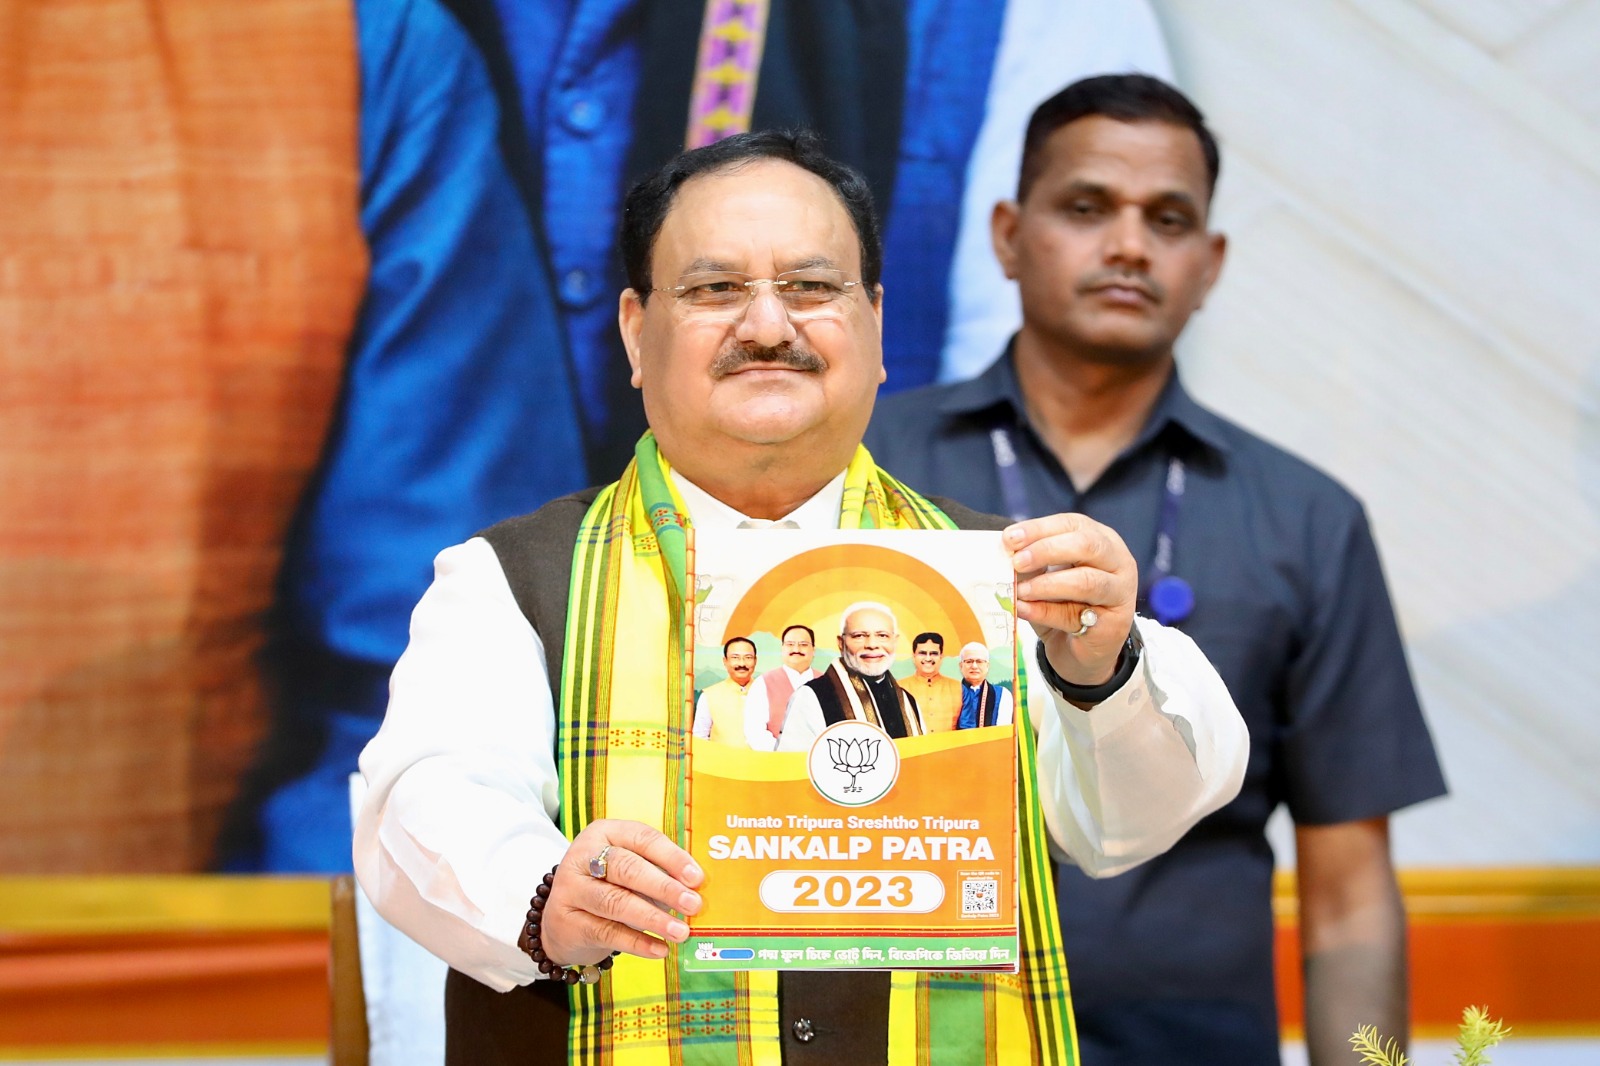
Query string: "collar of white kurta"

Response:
xmin=669 ymin=467 xmax=846 ymax=530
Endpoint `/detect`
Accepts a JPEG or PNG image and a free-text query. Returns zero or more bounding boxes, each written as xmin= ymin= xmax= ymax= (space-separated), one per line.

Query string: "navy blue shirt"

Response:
xmin=866 ymin=349 xmax=1447 ymax=1065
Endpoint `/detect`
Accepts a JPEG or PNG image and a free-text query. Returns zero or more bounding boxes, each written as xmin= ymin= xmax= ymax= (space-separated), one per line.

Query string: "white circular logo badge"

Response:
xmin=806 ymin=720 xmax=901 ymax=807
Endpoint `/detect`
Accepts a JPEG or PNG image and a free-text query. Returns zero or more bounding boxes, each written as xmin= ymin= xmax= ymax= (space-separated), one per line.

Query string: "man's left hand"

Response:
xmin=1005 ymin=514 xmax=1138 ymax=689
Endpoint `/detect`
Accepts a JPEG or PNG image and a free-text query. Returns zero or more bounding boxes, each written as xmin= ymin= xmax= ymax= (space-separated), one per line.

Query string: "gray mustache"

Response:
xmin=710 ymin=345 xmax=827 ymax=378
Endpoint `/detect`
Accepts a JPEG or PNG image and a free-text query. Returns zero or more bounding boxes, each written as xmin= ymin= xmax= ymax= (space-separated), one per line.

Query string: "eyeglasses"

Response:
xmin=652 ymin=269 xmax=863 ymax=322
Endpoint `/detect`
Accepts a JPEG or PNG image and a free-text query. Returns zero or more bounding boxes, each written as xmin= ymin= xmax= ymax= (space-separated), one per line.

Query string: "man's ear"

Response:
xmin=870 ymin=284 xmax=887 ymax=385
xmin=1196 ymin=231 xmax=1228 ymax=309
xmin=991 ymin=200 xmax=1022 ymax=280
xmin=619 ymin=289 xmax=646 ymax=388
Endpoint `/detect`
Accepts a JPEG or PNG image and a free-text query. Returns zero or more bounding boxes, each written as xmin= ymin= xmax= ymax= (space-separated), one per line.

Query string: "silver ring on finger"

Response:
xmin=588 ymin=845 xmax=613 ymax=881
xmin=1068 ymin=607 xmax=1099 ymax=638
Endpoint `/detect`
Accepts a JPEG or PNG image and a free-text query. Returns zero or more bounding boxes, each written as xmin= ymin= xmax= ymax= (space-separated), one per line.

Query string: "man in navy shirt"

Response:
xmin=866 ymin=74 xmax=1447 ymax=1065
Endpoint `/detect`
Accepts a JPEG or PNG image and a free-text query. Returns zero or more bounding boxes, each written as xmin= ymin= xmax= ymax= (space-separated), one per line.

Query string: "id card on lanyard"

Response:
xmin=989 ymin=425 xmax=1195 ymax=625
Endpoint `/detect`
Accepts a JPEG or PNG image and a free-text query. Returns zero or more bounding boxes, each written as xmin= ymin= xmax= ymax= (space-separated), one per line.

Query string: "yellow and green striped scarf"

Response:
xmin=557 ymin=433 xmax=1077 ymax=1064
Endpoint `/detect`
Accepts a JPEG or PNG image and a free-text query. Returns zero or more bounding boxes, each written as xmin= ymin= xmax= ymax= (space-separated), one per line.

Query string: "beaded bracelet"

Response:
xmin=518 ymin=864 xmax=619 ymax=985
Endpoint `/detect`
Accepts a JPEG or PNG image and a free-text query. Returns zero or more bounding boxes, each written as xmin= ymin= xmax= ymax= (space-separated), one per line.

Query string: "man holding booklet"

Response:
xmin=354 ymin=129 xmax=1248 ymax=1064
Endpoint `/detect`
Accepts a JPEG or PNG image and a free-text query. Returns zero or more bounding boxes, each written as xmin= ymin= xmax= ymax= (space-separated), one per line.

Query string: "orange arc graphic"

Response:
xmin=723 ymin=544 xmax=988 ymax=657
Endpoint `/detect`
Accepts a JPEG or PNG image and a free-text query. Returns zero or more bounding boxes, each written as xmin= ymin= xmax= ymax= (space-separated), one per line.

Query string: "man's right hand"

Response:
xmin=537 ymin=819 xmax=704 ymax=968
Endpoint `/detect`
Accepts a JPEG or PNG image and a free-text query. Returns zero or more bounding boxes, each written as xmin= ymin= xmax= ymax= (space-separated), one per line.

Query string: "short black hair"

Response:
xmin=724 ymin=636 xmax=756 ymax=657
xmin=911 ymin=632 xmax=944 ymax=651
xmin=1018 ymin=74 xmax=1220 ymax=203
xmin=781 ymin=624 xmax=816 ymax=644
xmin=620 ymin=128 xmax=883 ymax=300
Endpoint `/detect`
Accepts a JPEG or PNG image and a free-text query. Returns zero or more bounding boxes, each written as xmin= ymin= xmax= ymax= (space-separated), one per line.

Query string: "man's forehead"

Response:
xmin=654 ymin=160 xmax=861 ymax=274
xmin=1038 ymin=116 xmax=1211 ymax=203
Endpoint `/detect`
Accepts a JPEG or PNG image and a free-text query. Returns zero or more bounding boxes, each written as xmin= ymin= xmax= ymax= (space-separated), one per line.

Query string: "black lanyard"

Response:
xmin=989 ymin=425 xmax=1195 ymax=625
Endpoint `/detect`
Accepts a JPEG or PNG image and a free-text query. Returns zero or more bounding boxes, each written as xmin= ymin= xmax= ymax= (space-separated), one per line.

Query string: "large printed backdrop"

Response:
xmin=0 ymin=0 xmax=366 ymax=871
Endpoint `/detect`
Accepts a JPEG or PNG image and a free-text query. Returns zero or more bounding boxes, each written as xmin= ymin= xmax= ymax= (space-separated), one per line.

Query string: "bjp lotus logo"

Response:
xmin=807 ymin=721 xmax=900 ymax=807
xmin=827 ymin=734 xmax=880 ymax=793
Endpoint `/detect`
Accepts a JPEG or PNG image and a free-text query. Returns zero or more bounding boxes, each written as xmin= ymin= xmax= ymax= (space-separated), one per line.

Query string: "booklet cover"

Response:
xmin=683 ymin=528 xmax=1020 ymax=973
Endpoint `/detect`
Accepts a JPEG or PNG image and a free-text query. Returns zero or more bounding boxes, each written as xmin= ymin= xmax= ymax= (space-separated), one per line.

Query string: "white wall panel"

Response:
xmin=1405 ymin=0 xmax=1571 ymax=51
xmin=1503 ymin=1 xmax=1600 ymax=123
xmin=1150 ymin=0 xmax=1600 ymax=866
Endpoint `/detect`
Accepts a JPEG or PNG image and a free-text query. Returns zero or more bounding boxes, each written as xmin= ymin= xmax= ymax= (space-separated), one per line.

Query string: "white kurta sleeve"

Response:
xmin=692 ymin=693 xmax=713 ymax=739
xmin=1030 ymin=615 xmax=1249 ymax=878
xmin=352 ymin=537 xmax=568 ymax=991
xmin=774 ymin=686 xmax=827 ymax=752
xmin=744 ymin=682 xmax=779 ymax=751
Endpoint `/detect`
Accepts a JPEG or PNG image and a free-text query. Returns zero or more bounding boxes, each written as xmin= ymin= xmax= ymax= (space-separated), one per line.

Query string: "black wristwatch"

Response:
xmin=1034 ymin=622 xmax=1144 ymax=706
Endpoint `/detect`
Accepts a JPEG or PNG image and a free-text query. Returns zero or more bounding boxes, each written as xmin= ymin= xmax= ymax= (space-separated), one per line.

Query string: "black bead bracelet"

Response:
xmin=518 ymin=864 xmax=619 ymax=985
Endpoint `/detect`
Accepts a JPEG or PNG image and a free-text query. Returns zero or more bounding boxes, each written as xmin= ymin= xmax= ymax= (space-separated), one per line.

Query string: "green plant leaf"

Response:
xmin=1350 ymin=1024 xmax=1408 ymax=1066
xmin=1453 ymin=1006 xmax=1509 ymax=1066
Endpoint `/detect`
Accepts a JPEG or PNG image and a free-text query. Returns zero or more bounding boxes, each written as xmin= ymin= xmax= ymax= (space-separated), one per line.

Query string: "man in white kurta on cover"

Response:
xmin=743 ymin=623 xmax=818 ymax=751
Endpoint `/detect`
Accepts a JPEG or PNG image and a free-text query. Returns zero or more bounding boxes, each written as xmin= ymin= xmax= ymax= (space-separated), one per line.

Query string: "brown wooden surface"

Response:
xmin=0 ymin=0 xmax=367 ymax=871
xmin=331 ymin=874 xmax=370 ymax=1066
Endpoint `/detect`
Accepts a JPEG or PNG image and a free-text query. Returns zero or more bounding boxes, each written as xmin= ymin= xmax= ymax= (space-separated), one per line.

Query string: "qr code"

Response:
xmin=961 ymin=876 xmax=999 ymax=917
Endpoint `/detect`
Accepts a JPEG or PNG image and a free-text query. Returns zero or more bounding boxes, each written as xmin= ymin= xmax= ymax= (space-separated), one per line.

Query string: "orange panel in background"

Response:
xmin=0 ymin=876 xmax=330 ymax=1058
xmin=3 ymin=870 xmax=1598 ymax=1057
xmin=0 ymin=930 xmax=328 ymax=1048
xmin=1274 ymin=867 xmax=1600 ymax=1040
xmin=1409 ymin=915 xmax=1600 ymax=1036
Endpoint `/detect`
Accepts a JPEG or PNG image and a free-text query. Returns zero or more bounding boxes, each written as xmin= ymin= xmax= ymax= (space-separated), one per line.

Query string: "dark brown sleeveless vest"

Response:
xmin=446 ymin=486 xmax=1005 ymax=1064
